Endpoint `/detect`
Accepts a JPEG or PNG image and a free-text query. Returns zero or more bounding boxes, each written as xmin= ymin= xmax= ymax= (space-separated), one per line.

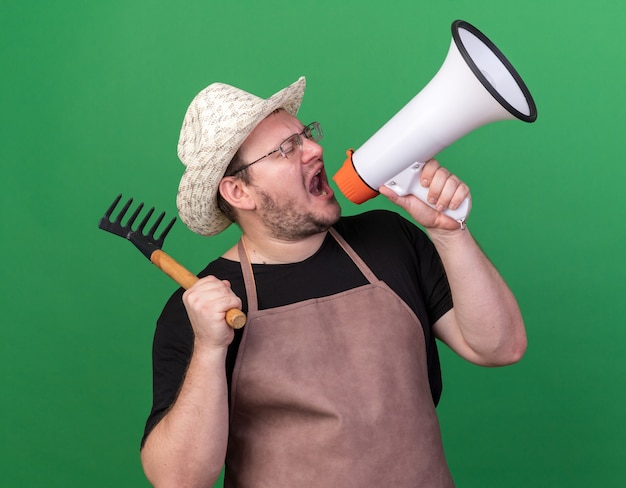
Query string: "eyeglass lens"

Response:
xmin=280 ymin=122 xmax=323 ymax=159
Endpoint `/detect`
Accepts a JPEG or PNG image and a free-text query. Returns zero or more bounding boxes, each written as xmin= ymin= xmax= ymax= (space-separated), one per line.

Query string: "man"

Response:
xmin=140 ymin=76 xmax=527 ymax=487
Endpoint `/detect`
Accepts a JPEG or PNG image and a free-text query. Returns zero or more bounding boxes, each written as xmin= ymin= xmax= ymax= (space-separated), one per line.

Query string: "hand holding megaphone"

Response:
xmin=376 ymin=158 xmax=472 ymax=232
xmin=333 ymin=20 xmax=537 ymax=224
xmin=381 ymin=158 xmax=473 ymax=223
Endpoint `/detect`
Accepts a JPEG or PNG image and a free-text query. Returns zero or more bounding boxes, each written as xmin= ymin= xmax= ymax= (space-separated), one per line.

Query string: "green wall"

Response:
xmin=2 ymin=0 xmax=624 ymax=486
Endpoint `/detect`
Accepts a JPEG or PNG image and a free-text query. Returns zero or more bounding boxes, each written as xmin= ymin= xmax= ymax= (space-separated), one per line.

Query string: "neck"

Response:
xmin=224 ymin=230 xmax=328 ymax=264
xmin=245 ymin=231 xmax=328 ymax=264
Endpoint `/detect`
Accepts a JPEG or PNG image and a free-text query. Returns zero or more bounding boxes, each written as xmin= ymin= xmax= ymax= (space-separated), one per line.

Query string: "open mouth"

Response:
xmin=309 ymin=168 xmax=331 ymax=197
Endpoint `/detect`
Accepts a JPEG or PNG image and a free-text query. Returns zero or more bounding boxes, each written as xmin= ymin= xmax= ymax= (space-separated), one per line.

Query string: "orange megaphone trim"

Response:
xmin=332 ymin=149 xmax=379 ymax=204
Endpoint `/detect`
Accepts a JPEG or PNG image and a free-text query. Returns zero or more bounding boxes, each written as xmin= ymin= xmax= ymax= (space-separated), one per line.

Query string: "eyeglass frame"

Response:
xmin=226 ymin=122 xmax=323 ymax=177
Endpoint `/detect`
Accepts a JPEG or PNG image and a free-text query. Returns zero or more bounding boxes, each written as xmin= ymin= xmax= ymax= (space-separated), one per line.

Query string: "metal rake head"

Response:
xmin=98 ymin=194 xmax=176 ymax=260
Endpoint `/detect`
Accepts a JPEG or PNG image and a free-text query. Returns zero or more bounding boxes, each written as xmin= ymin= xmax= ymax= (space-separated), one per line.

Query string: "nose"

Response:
xmin=300 ymin=136 xmax=323 ymax=164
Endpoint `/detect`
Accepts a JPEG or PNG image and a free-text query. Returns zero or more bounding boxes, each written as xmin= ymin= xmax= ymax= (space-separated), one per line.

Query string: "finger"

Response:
xmin=434 ymin=175 xmax=463 ymax=211
xmin=448 ymin=182 xmax=470 ymax=211
xmin=378 ymin=184 xmax=397 ymax=201
xmin=187 ymin=275 xmax=225 ymax=292
xmin=426 ymin=166 xmax=451 ymax=206
xmin=419 ymin=159 xmax=441 ymax=188
xmin=183 ymin=276 xmax=231 ymax=308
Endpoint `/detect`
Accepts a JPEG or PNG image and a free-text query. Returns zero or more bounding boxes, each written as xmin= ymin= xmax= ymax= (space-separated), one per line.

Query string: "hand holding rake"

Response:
xmin=98 ymin=194 xmax=246 ymax=329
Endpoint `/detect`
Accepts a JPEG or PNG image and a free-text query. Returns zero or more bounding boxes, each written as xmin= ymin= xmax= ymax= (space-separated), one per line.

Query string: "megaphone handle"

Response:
xmin=384 ymin=162 xmax=471 ymax=223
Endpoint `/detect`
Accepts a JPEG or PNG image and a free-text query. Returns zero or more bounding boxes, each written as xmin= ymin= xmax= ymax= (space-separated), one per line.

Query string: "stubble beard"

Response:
xmin=255 ymin=188 xmax=342 ymax=241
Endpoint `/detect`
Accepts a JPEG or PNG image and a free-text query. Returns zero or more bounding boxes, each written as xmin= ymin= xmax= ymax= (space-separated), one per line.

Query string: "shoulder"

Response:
xmin=198 ymin=256 xmax=242 ymax=281
xmin=337 ymin=209 xmax=406 ymax=228
xmin=334 ymin=210 xmax=430 ymax=249
xmin=333 ymin=210 xmax=445 ymax=284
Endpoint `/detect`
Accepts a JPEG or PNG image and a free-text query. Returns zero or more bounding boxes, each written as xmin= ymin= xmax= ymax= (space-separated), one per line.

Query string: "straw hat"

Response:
xmin=176 ymin=76 xmax=306 ymax=236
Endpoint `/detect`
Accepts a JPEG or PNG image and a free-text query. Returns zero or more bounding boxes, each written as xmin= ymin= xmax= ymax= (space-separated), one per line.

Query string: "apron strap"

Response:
xmin=328 ymin=227 xmax=379 ymax=284
xmin=237 ymin=238 xmax=259 ymax=312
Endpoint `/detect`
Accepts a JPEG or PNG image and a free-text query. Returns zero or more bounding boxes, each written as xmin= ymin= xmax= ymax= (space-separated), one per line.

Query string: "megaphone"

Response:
xmin=333 ymin=20 xmax=537 ymax=222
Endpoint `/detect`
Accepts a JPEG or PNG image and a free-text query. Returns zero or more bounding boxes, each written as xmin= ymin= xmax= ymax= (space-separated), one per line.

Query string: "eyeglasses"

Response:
xmin=228 ymin=122 xmax=323 ymax=176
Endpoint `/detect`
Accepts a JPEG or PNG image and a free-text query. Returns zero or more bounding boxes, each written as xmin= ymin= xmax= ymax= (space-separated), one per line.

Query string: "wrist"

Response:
xmin=426 ymin=224 xmax=471 ymax=248
xmin=191 ymin=340 xmax=230 ymax=364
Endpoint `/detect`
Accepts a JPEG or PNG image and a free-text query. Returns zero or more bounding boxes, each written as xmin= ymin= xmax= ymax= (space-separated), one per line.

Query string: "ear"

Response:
xmin=218 ymin=176 xmax=256 ymax=211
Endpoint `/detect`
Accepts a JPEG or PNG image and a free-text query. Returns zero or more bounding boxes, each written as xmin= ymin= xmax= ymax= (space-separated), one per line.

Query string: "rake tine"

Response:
xmin=136 ymin=207 xmax=155 ymax=234
xmin=114 ymin=197 xmax=134 ymax=224
xmin=147 ymin=211 xmax=166 ymax=239
xmin=103 ymin=194 xmax=123 ymax=220
xmin=126 ymin=202 xmax=145 ymax=229
xmin=157 ymin=216 xmax=177 ymax=243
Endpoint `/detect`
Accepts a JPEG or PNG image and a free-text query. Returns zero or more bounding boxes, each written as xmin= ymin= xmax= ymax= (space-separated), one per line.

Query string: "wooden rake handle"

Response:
xmin=150 ymin=249 xmax=247 ymax=329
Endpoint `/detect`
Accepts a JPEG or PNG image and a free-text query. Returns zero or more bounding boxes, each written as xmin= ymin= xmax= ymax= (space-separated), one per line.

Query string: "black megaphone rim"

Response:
xmin=451 ymin=19 xmax=538 ymax=123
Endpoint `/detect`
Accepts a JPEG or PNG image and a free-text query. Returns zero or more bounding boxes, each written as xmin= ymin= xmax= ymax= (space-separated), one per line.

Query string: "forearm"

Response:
xmin=429 ymin=227 xmax=527 ymax=366
xmin=141 ymin=345 xmax=230 ymax=487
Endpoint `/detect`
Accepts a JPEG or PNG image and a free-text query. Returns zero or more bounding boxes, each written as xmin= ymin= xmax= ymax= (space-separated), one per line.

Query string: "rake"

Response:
xmin=98 ymin=194 xmax=246 ymax=329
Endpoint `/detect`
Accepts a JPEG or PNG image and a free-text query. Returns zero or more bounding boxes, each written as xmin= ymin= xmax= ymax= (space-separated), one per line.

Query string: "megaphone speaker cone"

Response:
xmin=451 ymin=20 xmax=537 ymax=123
